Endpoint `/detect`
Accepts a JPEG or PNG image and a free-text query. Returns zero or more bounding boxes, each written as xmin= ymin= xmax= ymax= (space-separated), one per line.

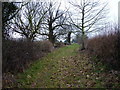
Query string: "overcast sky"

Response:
xmin=107 ymin=0 xmax=120 ymax=23
xmin=8 ymin=0 xmax=120 ymax=39
xmin=54 ymin=0 xmax=120 ymax=23
xmin=51 ymin=0 xmax=120 ymax=38
xmin=6 ymin=0 xmax=120 ymax=21
xmin=5 ymin=0 xmax=120 ymax=23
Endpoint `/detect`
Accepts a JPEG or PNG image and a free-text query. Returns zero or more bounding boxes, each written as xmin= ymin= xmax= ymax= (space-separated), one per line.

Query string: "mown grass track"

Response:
xmin=15 ymin=44 xmax=120 ymax=88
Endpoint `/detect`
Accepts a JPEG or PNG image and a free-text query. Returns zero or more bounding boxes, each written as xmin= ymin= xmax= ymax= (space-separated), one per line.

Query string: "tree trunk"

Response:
xmin=81 ymin=7 xmax=85 ymax=50
xmin=49 ymin=34 xmax=55 ymax=44
xmin=80 ymin=30 xmax=85 ymax=50
xmin=48 ymin=22 xmax=55 ymax=44
xmin=67 ymin=31 xmax=72 ymax=44
xmin=81 ymin=35 xmax=85 ymax=50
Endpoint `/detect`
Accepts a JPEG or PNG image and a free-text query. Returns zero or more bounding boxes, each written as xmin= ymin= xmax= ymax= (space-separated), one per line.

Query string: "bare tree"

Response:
xmin=2 ymin=2 xmax=26 ymax=39
xmin=69 ymin=0 xmax=107 ymax=50
xmin=40 ymin=1 xmax=68 ymax=44
xmin=62 ymin=24 xmax=73 ymax=44
xmin=10 ymin=2 xmax=47 ymax=41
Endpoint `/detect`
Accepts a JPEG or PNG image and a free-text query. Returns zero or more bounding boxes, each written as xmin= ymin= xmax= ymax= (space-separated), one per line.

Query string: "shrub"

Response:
xmin=2 ymin=40 xmax=53 ymax=73
xmin=40 ymin=40 xmax=54 ymax=52
xmin=86 ymin=30 xmax=120 ymax=70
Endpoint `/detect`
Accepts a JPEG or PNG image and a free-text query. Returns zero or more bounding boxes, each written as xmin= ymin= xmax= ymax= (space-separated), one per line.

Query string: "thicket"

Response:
xmin=2 ymin=40 xmax=53 ymax=73
xmin=86 ymin=29 xmax=120 ymax=70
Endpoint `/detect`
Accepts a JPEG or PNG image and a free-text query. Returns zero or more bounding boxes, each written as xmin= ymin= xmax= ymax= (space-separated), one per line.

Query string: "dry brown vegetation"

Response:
xmin=86 ymin=30 xmax=120 ymax=70
xmin=2 ymin=40 xmax=53 ymax=73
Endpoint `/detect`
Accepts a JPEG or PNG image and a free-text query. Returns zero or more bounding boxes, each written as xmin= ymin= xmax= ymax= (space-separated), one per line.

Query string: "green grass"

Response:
xmin=15 ymin=43 xmax=120 ymax=88
xmin=17 ymin=44 xmax=79 ymax=88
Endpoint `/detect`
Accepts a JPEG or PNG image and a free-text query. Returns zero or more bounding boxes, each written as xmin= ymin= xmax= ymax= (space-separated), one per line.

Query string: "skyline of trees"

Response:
xmin=2 ymin=0 xmax=107 ymax=47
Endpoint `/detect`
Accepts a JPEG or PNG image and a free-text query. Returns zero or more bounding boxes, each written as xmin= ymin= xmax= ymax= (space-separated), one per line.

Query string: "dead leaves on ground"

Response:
xmin=4 ymin=50 xmax=120 ymax=88
xmin=49 ymin=53 xmax=120 ymax=88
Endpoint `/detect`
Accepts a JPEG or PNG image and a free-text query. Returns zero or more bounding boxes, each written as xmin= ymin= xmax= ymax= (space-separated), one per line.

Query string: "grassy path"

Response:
xmin=16 ymin=44 xmax=120 ymax=88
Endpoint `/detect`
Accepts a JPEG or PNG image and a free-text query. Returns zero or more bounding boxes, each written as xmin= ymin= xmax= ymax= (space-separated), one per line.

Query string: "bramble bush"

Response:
xmin=2 ymin=40 xmax=53 ymax=73
xmin=86 ymin=29 xmax=120 ymax=70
